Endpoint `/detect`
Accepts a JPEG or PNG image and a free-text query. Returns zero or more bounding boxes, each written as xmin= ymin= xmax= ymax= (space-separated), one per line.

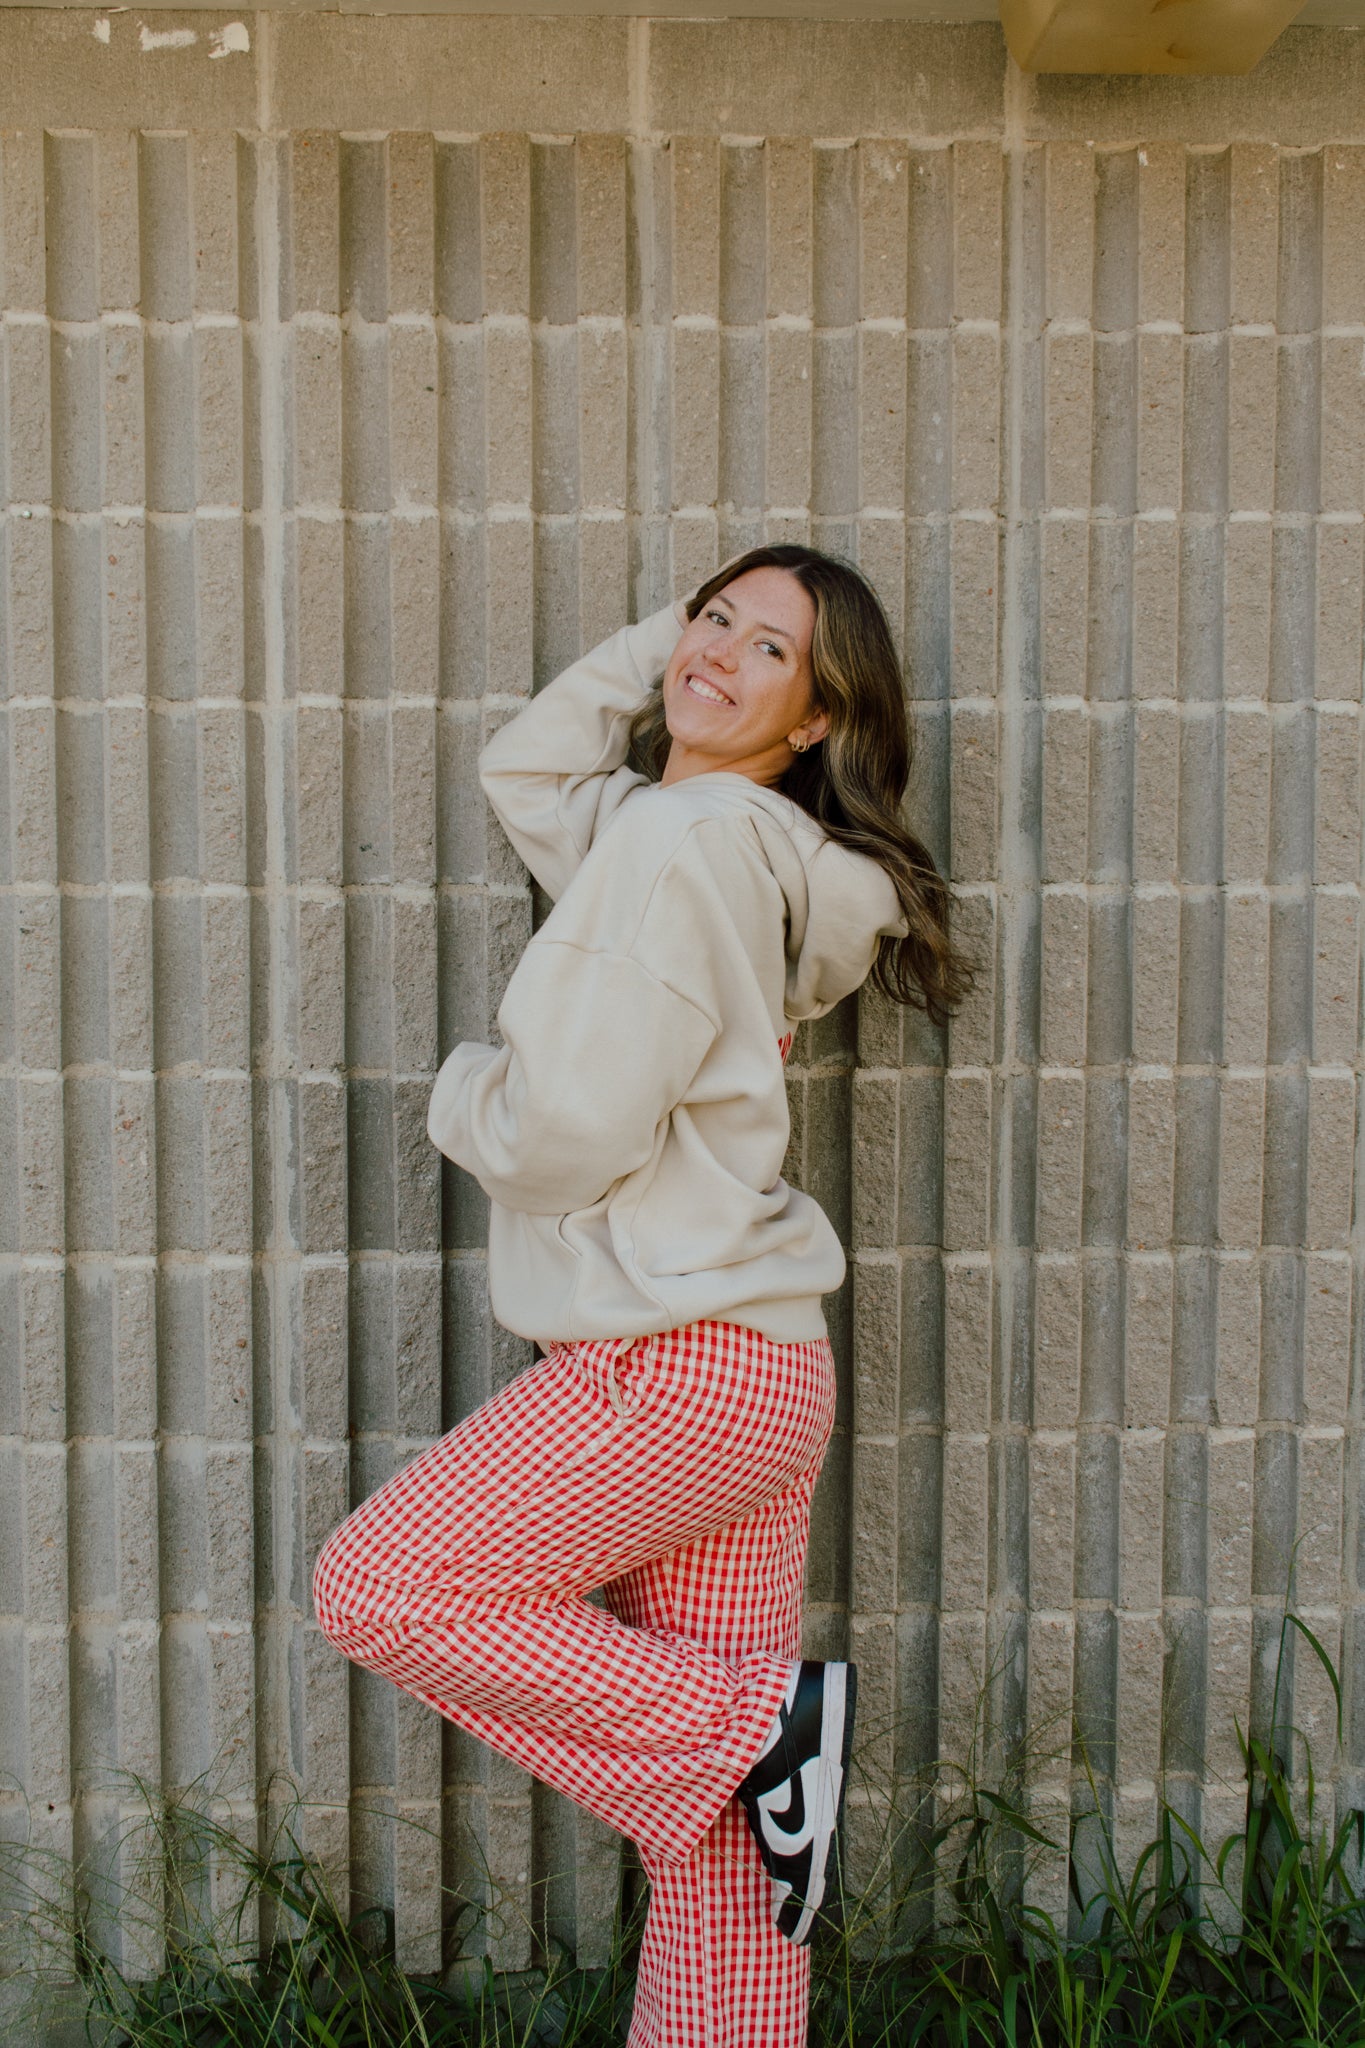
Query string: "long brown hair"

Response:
xmin=627 ymin=544 xmax=973 ymax=1024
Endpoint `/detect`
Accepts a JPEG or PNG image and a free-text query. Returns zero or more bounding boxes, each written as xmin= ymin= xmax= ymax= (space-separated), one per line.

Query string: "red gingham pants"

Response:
xmin=312 ymin=1319 xmax=836 ymax=2048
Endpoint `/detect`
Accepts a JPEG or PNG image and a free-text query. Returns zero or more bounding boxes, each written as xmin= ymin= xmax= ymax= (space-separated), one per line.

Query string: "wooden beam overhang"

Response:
xmin=1000 ymin=0 xmax=1310 ymax=72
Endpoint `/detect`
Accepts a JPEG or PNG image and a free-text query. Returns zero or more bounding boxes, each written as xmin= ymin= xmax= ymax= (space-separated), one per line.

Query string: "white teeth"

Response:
xmin=687 ymin=675 xmax=732 ymax=705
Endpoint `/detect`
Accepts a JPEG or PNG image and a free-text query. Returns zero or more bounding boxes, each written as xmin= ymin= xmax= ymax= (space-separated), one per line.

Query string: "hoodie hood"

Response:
xmin=664 ymin=773 xmax=910 ymax=1021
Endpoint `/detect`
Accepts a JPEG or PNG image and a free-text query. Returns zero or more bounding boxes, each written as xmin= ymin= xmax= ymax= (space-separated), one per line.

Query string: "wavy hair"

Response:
xmin=626 ymin=544 xmax=973 ymax=1024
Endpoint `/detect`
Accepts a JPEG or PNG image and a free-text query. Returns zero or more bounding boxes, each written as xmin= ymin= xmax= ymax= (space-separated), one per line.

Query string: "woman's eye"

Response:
xmin=760 ymin=642 xmax=784 ymax=660
xmin=706 ymin=609 xmax=730 ymax=626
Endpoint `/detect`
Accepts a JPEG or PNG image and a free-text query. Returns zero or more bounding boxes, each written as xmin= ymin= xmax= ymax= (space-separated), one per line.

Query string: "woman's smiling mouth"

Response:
xmin=685 ymin=674 xmax=735 ymax=706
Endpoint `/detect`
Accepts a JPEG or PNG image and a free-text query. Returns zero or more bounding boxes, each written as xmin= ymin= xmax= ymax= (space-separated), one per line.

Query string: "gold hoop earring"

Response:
xmin=790 ymin=735 xmax=809 ymax=753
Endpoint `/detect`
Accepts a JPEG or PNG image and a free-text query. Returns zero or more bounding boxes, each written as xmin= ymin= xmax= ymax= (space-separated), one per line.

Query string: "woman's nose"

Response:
xmin=704 ymin=629 xmax=739 ymax=668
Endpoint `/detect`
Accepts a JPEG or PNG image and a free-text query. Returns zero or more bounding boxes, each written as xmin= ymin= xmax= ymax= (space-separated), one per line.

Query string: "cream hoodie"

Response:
xmin=427 ymin=602 xmax=907 ymax=1345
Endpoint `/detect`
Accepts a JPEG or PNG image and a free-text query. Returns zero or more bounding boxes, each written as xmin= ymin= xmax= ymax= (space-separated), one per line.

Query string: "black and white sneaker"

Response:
xmin=736 ymin=1660 xmax=857 ymax=1946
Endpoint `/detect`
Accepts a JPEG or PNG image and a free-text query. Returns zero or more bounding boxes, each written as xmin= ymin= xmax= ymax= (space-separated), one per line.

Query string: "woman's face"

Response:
xmin=659 ymin=566 xmax=827 ymax=789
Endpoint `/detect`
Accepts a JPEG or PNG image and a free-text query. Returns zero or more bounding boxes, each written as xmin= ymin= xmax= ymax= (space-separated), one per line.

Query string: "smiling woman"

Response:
xmin=659 ymin=565 xmax=826 ymax=787
xmin=314 ymin=543 xmax=970 ymax=2048
xmin=631 ymin=543 xmax=973 ymax=1021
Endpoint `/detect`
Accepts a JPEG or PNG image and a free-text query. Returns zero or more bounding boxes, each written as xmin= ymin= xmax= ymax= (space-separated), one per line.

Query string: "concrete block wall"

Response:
xmin=2 ymin=5 xmax=1364 ymax=1989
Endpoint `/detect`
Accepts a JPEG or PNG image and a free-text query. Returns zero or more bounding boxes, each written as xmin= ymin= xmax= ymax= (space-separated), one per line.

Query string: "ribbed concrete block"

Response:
xmin=5 ymin=22 xmax=1365 ymax=1987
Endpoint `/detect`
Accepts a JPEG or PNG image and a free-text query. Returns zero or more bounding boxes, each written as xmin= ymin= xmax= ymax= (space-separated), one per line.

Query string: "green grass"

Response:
xmin=5 ymin=1612 xmax=1365 ymax=2046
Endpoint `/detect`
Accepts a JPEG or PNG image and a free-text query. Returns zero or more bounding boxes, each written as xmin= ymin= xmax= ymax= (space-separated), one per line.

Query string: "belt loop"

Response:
xmin=605 ymin=1335 xmax=642 ymax=1417
xmin=605 ymin=1338 xmax=631 ymax=1417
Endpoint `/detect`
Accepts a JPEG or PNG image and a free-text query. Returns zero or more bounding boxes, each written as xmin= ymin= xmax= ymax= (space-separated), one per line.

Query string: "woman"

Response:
xmin=313 ymin=544 xmax=970 ymax=2047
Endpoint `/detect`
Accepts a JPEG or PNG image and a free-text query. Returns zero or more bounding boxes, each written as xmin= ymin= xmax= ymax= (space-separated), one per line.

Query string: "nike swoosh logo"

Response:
xmin=757 ymin=1758 xmax=819 ymax=1855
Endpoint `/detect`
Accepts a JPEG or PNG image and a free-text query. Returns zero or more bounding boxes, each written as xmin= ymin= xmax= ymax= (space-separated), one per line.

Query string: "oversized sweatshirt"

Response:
xmin=427 ymin=602 xmax=908 ymax=1345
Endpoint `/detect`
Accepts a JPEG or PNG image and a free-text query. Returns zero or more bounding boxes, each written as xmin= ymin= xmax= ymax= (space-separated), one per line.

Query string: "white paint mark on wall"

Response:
xmin=92 ymin=16 xmax=110 ymax=42
xmin=209 ymin=21 xmax=250 ymax=57
xmin=138 ymin=22 xmax=197 ymax=50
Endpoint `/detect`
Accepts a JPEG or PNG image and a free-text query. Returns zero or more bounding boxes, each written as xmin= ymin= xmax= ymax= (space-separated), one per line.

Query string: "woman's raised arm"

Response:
xmin=478 ymin=601 xmax=685 ymax=901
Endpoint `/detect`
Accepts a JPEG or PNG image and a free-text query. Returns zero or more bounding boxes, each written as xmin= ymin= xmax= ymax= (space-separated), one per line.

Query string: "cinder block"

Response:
xmin=1291 ymin=1611 xmax=1343 ymax=1773
xmin=856 ymin=141 xmax=907 ymax=321
xmin=1295 ymin=1435 xmax=1344 ymax=1609
xmin=941 ymin=1072 xmax=991 ymax=1251
xmin=1214 ymin=1253 xmax=1260 ymax=1428
xmin=1217 ymin=1074 xmax=1265 ymax=1250
xmin=949 ymin=704 xmax=997 ymax=881
xmin=952 ymin=142 xmax=1002 ymax=325
xmin=1136 ymin=143 xmax=1184 ymax=326
xmin=1302 ymin=1252 xmax=1351 ymax=1426
xmin=1315 ymin=522 xmax=1364 ymax=701
xmin=1035 ymin=1070 xmax=1085 ymax=1250
xmin=1119 ymin=1434 xmax=1164 ymax=1612
xmin=1127 ymin=1072 xmax=1175 ymax=1248
xmin=1131 ymin=518 xmax=1178 ymax=698
xmin=670 ymin=324 xmax=719 ymax=510
xmin=1034 ymin=1254 xmax=1082 ymax=1426
xmin=484 ymin=514 xmax=534 ymax=694
xmin=1040 ymin=517 xmax=1088 ymax=695
xmin=851 ymin=1074 xmax=898 ymax=1251
xmin=480 ymin=134 xmax=530 ymax=319
xmin=1203 ymin=1611 xmax=1253 ymax=1787
xmin=191 ymin=134 xmax=239 ymax=316
xmin=940 ymin=1439 xmax=988 ymax=1612
xmin=852 ymin=1258 xmax=899 ymax=1430
xmin=858 ymin=327 xmax=906 ymax=511
xmin=482 ymin=327 xmax=532 ymax=507
xmin=1028 ymin=1437 xmax=1075 ymax=1611
xmin=1041 ymin=703 xmax=1089 ymax=882
xmin=851 ymin=1437 xmax=899 ymax=1614
xmin=957 ymin=528 xmax=998 ymax=704
xmin=8 ymin=320 xmax=51 ymax=503
xmin=386 ymin=133 xmax=434 ymax=317
xmin=765 ymin=323 xmax=811 ymax=508
xmin=290 ymin=135 xmax=340 ymax=316
xmin=1227 ymin=334 xmax=1276 ymax=512
xmin=1322 ymin=146 xmax=1365 ymax=327
xmin=765 ymin=138 xmax=811 ymax=318
xmin=952 ymin=331 xmax=1000 ymax=512
xmin=390 ymin=325 xmax=439 ymax=508
xmin=669 ymin=137 xmax=719 ymax=319
xmin=1207 ymin=1430 xmax=1254 ymax=1606
xmin=947 ymin=890 xmax=995 ymax=1069
xmin=1127 ymin=703 xmax=1176 ymax=884
xmin=1113 ymin=1611 xmax=1163 ymax=1784
xmin=1222 ymin=706 xmax=1271 ymax=881
xmin=1136 ymin=332 xmax=1182 ymax=511
xmin=1223 ymin=520 xmax=1272 ymax=696
xmin=1044 ymin=332 xmax=1092 ymax=510
xmin=1222 ymin=893 xmax=1270 ymax=1066
xmin=292 ymin=323 xmax=343 ymax=505
xmin=295 ymin=1077 xmax=349 ymax=1254
xmin=24 ymin=1443 xmax=68 ymax=1622
xmin=1123 ymin=1253 xmax=1172 ymax=1428
xmin=1039 ymin=889 xmax=1087 ymax=1067
xmin=575 ymin=134 xmax=626 ymax=319
xmin=1312 ymin=892 xmax=1359 ymax=1065
xmin=943 ymin=1255 xmax=991 ymax=1432
xmin=1044 ymin=143 xmax=1094 ymax=323
xmin=1228 ymin=145 xmax=1279 ymax=329
xmin=1313 ymin=707 xmax=1362 ymax=884
xmin=579 ymin=328 xmax=627 ymax=511
xmin=293 ymin=516 xmax=345 ymax=698
xmin=1305 ymin=1071 xmax=1355 ymax=1248
xmin=3 ymin=128 xmax=46 ymax=310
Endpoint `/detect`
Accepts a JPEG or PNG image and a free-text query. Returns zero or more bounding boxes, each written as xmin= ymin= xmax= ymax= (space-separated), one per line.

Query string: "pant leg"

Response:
xmin=607 ymin=1429 xmax=827 ymax=2048
xmin=312 ymin=1321 xmax=835 ymax=1864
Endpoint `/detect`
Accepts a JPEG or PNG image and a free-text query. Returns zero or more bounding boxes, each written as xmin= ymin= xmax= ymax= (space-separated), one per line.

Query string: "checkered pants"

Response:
xmin=312 ymin=1319 xmax=837 ymax=2048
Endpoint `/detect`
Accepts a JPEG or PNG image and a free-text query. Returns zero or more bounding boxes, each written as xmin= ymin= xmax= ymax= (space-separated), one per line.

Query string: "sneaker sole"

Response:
xmin=779 ymin=1662 xmax=857 ymax=1946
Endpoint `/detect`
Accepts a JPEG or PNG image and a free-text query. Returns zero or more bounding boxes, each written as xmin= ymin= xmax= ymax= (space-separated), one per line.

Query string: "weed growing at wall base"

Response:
xmin=4 ymin=1616 xmax=1365 ymax=2046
